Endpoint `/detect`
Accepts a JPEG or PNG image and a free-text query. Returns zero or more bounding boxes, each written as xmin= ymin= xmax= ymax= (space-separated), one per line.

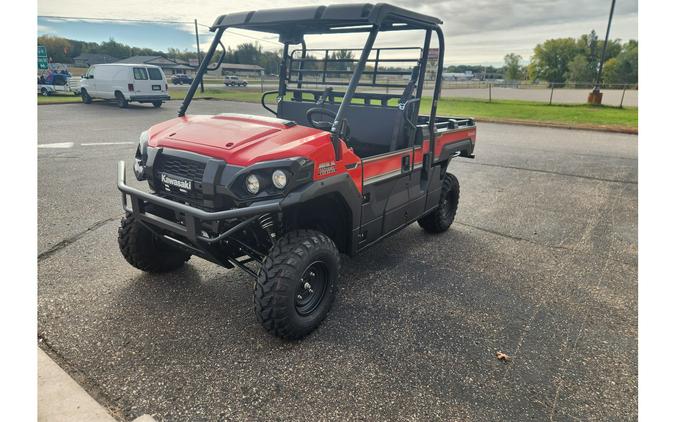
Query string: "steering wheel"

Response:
xmin=306 ymin=107 xmax=337 ymax=131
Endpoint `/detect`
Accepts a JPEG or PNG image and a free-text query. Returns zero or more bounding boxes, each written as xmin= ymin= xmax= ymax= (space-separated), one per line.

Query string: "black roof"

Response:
xmin=212 ymin=3 xmax=442 ymax=37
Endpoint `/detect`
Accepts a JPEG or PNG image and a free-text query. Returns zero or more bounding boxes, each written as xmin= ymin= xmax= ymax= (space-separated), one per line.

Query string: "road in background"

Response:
xmin=38 ymin=101 xmax=637 ymax=421
xmin=168 ymin=82 xmax=638 ymax=107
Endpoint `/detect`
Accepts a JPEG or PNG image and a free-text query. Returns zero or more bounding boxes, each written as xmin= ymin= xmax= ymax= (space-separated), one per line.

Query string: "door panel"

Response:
xmin=408 ymin=137 xmax=432 ymax=219
xmin=358 ymin=148 xmax=412 ymax=247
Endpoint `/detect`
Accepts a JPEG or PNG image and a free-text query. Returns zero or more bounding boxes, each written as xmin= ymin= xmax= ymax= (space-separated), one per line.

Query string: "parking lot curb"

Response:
xmin=38 ymin=347 xmax=117 ymax=422
xmin=39 ymin=347 xmax=159 ymax=422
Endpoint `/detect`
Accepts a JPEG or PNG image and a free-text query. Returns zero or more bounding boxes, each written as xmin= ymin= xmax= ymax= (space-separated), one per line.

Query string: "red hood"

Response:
xmin=147 ymin=113 xmax=330 ymax=166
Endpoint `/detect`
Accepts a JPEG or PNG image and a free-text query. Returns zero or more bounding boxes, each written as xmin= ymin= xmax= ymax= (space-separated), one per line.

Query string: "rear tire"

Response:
xmin=118 ymin=213 xmax=191 ymax=273
xmin=152 ymin=101 xmax=162 ymax=108
xmin=255 ymin=229 xmax=339 ymax=340
xmin=81 ymin=89 xmax=92 ymax=104
xmin=115 ymin=91 xmax=128 ymax=108
xmin=242 ymin=82 xmax=248 ymax=87
xmin=418 ymin=173 xmax=460 ymax=233
xmin=40 ymin=87 xmax=49 ymax=96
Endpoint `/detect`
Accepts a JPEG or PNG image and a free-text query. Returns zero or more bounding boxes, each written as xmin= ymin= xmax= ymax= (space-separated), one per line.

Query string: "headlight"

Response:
xmin=245 ymin=174 xmax=260 ymax=194
xmin=272 ymin=169 xmax=287 ymax=189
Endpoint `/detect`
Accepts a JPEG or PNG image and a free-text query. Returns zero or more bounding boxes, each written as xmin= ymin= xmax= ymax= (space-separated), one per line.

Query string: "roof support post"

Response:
xmin=278 ymin=42 xmax=290 ymax=97
xmin=179 ymin=27 xmax=225 ymax=117
xmin=428 ymin=27 xmax=445 ymax=163
xmin=330 ymin=25 xmax=379 ymax=160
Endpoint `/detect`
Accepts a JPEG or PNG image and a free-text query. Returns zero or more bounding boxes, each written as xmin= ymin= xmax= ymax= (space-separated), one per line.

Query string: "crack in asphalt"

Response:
xmin=455 ymin=221 xmax=635 ymax=267
xmin=547 ymin=182 xmax=629 ymax=421
xmin=37 ymin=215 xmax=122 ymax=262
xmin=456 ymin=160 xmax=637 ymax=185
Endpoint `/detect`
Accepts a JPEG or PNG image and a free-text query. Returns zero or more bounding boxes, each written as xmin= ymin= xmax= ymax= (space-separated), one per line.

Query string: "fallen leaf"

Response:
xmin=496 ymin=351 xmax=511 ymax=362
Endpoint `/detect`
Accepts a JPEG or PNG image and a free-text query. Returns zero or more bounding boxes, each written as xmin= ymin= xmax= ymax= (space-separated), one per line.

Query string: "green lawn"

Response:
xmin=37 ymin=93 xmax=82 ymax=104
xmin=426 ymin=98 xmax=637 ymax=131
xmin=39 ymin=89 xmax=637 ymax=131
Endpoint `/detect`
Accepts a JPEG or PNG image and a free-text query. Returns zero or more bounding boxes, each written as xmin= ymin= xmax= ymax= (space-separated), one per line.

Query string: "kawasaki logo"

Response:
xmin=161 ymin=173 xmax=192 ymax=190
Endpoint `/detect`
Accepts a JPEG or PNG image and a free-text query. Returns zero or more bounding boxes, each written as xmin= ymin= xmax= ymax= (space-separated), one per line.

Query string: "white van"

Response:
xmin=79 ymin=64 xmax=170 ymax=108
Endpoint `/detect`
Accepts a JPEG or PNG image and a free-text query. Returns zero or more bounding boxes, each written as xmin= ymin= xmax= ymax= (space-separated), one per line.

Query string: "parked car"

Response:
xmin=79 ymin=64 xmax=170 ymax=108
xmin=37 ymin=72 xmax=79 ymax=96
xmin=223 ymin=75 xmax=248 ymax=87
xmin=171 ymin=74 xmax=193 ymax=85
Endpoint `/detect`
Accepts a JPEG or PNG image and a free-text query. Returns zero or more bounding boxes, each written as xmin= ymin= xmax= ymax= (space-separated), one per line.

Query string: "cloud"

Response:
xmin=37 ymin=0 xmax=638 ymax=64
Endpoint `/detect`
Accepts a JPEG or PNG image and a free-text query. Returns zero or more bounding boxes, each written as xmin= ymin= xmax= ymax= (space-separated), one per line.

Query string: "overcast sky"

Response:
xmin=37 ymin=0 xmax=638 ymax=66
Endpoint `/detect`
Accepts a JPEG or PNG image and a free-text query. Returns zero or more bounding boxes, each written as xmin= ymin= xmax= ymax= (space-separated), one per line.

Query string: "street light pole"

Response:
xmin=194 ymin=19 xmax=205 ymax=93
xmin=589 ymin=0 xmax=616 ymax=104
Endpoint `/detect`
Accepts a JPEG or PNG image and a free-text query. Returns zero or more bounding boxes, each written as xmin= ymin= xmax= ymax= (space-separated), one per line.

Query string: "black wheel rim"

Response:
xmin=295 ymin=261 xmax=329 ymax=316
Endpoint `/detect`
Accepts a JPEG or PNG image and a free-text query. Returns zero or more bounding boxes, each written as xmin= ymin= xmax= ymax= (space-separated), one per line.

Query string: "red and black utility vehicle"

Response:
xmin=117 ymin=3 xmax=476 ymax=339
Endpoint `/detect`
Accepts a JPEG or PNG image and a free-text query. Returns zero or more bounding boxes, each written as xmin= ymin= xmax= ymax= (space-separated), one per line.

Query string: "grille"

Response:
xmin=155 ymin=156 xmax=206 ymax=181
xmin=154 ymin=155 xmax=208 ymax=209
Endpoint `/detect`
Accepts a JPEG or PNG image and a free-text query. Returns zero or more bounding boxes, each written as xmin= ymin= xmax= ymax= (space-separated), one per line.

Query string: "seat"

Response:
xmin=277 ymin=98 xmax=410 ymax=158
xmin=277 ymin=66 xmax=421 ymax=158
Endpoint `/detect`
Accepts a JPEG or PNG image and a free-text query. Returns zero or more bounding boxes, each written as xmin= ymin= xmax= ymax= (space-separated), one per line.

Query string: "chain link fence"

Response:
xmin=436 ymin=81 xmax=638 ymax=107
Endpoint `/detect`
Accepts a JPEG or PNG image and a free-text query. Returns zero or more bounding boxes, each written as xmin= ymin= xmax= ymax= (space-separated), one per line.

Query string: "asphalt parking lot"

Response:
xmin=38 ymin=100 xmax=637 ymax=421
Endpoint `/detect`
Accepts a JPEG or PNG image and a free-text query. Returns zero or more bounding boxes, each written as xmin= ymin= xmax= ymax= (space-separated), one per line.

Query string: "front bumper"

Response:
xmin=117 ymin=161 xmax=281 ymax=245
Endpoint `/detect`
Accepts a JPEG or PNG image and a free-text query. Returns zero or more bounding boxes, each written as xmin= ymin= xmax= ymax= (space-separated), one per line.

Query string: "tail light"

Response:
xmin=165 ymin=83 xmax=168 ymax=91
xmin=128 ymin=83 xmax=134 ymax=91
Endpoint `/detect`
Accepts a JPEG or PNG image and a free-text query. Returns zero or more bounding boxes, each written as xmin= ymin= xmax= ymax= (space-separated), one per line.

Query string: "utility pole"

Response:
xmin=588 ymin=0 xmax=616 ymax=105
xmin=194 ymin=19 xmax=204 ymax=93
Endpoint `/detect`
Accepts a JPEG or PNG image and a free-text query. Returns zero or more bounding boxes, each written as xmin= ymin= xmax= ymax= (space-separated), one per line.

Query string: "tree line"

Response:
xmin=38 ymin=31 xmax=637 ymax=84
xmin=501 ymin=31 xmax=637 ymax=85
xmin=37 ymin=35 xmax=283 ymax=75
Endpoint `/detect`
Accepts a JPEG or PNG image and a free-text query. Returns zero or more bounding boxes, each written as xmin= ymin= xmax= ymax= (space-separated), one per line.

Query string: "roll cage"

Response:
xmin=178 ymin=2 xmax=445 ymax=161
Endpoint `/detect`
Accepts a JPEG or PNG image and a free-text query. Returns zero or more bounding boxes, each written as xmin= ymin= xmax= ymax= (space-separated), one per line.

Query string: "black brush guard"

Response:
xmin=117 ymin=161 xmax=281 ymax=276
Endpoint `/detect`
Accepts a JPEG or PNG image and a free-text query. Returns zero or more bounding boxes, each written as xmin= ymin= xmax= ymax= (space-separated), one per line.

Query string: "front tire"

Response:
xmin=115 ymin=91 xmax=128 ymax=108
xmin=81 ymin=89 xmax=92 ymax=104
xmin=255 ymin=230 xmax=339 ymax=340
xmin=418 ymin=173 xmax=460 ymax=233
xmin=118 ymin=213 xmax=191 ymax=273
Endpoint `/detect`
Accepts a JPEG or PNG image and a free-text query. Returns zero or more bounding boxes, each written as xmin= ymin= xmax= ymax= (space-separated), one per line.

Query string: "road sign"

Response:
xmin=428 ymin=48 xmax=439 ymax=60
xmin=38 ymin=45 xmax=47 ymax=57
xmin=189 ymin=58 xmax=199 ymax=67
xmin=38 ymin=57 xmax=49 ymax=70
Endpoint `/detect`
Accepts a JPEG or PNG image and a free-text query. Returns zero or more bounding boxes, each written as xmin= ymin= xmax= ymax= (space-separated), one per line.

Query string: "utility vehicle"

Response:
xmin=117 ymin=3 xmax=476 ymax=339
xmin=80 ymin=64 xmax=170 ymax=108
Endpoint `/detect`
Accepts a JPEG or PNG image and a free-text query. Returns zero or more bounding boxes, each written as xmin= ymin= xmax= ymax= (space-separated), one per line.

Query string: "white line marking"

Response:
xmin=81 ymin=142 xmax=135 ymax=146
xmin=38 ymin=142 xmax=74 ymax=149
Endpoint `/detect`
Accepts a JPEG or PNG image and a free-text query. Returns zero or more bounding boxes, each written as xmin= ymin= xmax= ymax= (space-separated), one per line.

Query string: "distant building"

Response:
xmin=209 ymin=63 xmax=264 ymax=77
xmin=442 ymin=71 xmax=474 ymax=81
xmin=72 ymin=53 xmax=118 ymax=67
xmin=115 ymin=56 xmax=193 ymax=75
